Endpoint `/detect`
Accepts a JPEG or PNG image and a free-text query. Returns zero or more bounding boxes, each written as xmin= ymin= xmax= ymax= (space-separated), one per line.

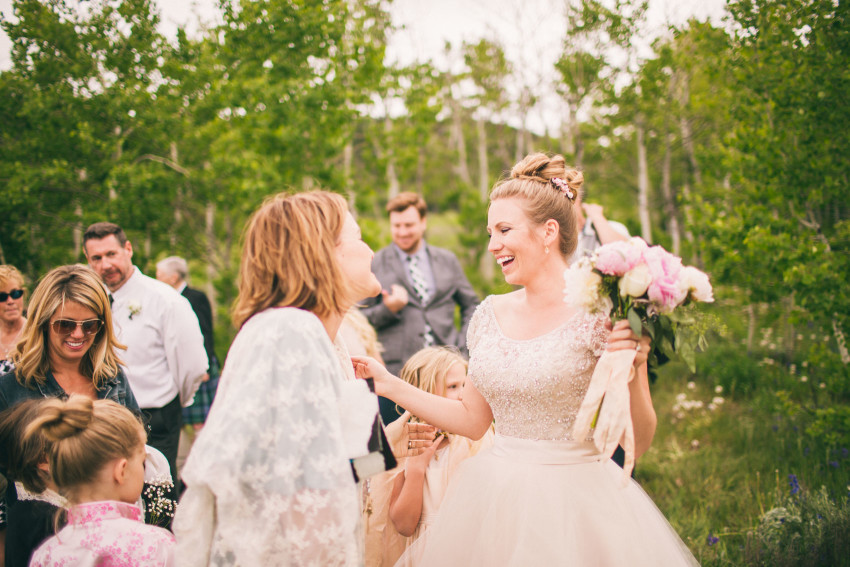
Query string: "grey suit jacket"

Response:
xmin=361 ymin=244 xmax=480 ymax=374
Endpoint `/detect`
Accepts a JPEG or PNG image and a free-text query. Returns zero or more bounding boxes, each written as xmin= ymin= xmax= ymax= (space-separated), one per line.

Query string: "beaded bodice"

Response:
xmin=468 ymin=295 xmax=608 ymax=441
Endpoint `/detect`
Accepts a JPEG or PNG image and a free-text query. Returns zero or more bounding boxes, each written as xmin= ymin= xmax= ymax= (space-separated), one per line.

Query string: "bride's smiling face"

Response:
xmin=487 ymin=197 xmax=546 ymax=286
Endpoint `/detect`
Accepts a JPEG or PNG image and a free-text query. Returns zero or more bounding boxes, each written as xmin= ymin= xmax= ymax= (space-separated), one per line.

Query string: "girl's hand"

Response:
xmin=405 ymin=431 xmax=445 ymax=473
xmin=606 ymin=319 xmax=651 ymax=367
xmin=351 ymin=355 xmax=394 ymax=396
xmin=386 ymin=413 xmax=439 ymax=458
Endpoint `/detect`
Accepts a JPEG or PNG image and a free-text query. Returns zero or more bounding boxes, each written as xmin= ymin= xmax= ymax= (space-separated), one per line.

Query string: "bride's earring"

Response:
xmin=545 ymin=246 xmax=550 ymax=255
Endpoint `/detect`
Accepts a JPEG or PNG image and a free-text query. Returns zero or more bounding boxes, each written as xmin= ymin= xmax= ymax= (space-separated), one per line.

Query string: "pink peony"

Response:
xmin=648 ymin=275 xmax=688 ymax=314
xmin=594 ymin=239 xmax=644 ymax=276
xmin=642 ymin=245 xmax=682 ymax=282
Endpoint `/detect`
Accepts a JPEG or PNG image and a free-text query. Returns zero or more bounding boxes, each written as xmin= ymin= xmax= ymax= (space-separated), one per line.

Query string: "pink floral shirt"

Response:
xmin=30 ymin=500 xmax=175 ymax=567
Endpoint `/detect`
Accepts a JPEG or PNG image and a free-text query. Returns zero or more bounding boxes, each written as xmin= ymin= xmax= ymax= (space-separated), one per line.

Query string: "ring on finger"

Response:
xmin=635 ymin=342 xmax=642 ymax=352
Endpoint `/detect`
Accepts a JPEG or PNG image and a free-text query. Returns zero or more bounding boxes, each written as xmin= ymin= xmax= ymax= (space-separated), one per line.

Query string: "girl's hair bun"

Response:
xmin=26 ymin=395 xmax=94 ymax=443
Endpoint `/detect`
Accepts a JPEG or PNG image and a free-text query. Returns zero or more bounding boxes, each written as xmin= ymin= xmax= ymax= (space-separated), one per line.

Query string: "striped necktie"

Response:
xmin=408 ymin=255 xmax=435 ymax=347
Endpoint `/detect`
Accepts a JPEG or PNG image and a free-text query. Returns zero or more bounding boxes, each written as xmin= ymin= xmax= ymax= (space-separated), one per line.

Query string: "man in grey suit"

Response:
xmin=362 ymin=192 xmax=480 ymax=423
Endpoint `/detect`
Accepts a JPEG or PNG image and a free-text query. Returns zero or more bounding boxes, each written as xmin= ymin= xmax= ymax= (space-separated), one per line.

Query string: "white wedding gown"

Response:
xmin=401 ymin=296 xmax=699 ymax=566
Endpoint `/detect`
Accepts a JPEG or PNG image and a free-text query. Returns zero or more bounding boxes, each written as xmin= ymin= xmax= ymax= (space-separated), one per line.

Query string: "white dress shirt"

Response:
xmin=111 ymin=267 xmax=208 ymax=409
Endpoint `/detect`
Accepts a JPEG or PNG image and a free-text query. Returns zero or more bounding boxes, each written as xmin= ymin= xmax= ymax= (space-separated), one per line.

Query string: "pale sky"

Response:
xmin=0 ymin=0 xmax=727 ymax=132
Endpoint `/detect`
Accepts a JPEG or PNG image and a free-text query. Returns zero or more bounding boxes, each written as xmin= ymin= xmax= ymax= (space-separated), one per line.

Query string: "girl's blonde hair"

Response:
xmin=0 ymin=399 xmax=51 ymax=493
xmin=13 ymin=265 xmax=125 ymax=389
xmin=232 ymin=191 xmax=351 ymax=328
xmin=490 ymin=152 xmax=583 ymax=258
xmin=343 ymin=308 xmax=383 ymax=360
xmin=25 ymin=396 xmax=144 ymax=502
xmin=399 ymin=346 xmax=467 ymax=397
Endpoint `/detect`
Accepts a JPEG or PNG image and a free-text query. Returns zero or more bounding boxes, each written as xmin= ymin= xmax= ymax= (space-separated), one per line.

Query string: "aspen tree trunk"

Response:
xmin=569 ymin=98 xmax=583 ymax=168
xmin=415 ymin=140 xmax=426 ymax=196
xmin=677 ymin=72 xmax=702 ymax=188
xmin=384 ymin=117 xmax=400 ymax=200
xmin=635 ymin=121 xmax=652 ymax=243
xmin=660 ymin=130 xmax=681 ymax=256
xmin=450 ymin=97 xmax=472 ymax=186
xmin=205 ymin=201 xmax=217 ymax=315
xmin=171 ymin=142 xmax=182 ymax=248
xmin=746 ymin=303 xmax=757 ymax=355
xmin=343 ymin=141 xmax=355 ymax=213
xmin=477 ymin=116 xmax=489 ymax=202
xmin=73 ymin=168 xmax=86 ymax=258
xmin=73 ymin=203 xmax=83 ymax=259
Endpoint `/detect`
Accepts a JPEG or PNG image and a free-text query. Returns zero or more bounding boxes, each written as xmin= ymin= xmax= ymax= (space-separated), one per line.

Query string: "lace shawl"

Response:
xmin=174 ymin=308 xmax=362 ymax=566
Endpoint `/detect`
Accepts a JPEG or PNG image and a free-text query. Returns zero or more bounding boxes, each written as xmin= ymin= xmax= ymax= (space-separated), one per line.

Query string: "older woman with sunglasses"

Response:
xmin=0 ymin=264 xmax=138 ymax=412
xmin=0 ymin=266 xmax=27 ymax=375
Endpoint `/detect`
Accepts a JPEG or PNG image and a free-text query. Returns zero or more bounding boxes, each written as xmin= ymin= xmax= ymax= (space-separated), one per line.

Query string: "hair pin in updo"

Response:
xmin=550 ymin=177 xmax=575 ymax=200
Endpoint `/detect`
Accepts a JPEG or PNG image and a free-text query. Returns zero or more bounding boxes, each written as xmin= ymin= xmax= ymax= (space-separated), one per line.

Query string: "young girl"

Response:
xmin=0 ymin=399 xmax=65 ymax=567
xmin=389 ymin=347 xmax=493 ymax=565
xmin=26 ymin=395 xmax=175 ymax=566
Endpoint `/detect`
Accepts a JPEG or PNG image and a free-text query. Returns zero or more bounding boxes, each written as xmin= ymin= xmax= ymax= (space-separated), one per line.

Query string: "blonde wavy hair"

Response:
xmin=12 ymin=265 xmax=125 ymax=390
xmin=25 ymin=395 xmax=144 ymax=503
xmin=490 ymin=152 xmax=583 ymax=258
xmin=399 ymin=346 xmax=467 ymax=398
xmin=233 ymin=191 xmax=352 ymax=328
xmin=0 ymin=264 xmax=26 ymax=293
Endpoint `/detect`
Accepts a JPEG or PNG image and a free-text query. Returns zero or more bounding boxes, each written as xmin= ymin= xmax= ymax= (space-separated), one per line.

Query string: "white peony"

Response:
xmin=677 ymin=266 xmax=714 ymax=303
xmin=618 ymin=263 xmax=652 ymax=298
xmin=563 ymin=259 xmax=605 ymax=312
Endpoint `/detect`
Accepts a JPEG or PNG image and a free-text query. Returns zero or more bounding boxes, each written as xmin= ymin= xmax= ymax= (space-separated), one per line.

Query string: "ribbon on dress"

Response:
xmin=571 ymin=348 xmax=637 ymax=482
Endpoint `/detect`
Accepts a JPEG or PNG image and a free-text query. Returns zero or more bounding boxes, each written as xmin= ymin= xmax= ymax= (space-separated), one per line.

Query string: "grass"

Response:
xmin=638 ymin=359 xmax=850 ymax=566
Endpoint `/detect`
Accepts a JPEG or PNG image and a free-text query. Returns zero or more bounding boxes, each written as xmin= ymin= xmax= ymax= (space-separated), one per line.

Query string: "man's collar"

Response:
xmin=177 ymin=282 xmax=188 ymax=294
xmin=393 ymin=241 xmax=428 ymax=261
xmin=111 ymin=266 xmax=140 ymax=299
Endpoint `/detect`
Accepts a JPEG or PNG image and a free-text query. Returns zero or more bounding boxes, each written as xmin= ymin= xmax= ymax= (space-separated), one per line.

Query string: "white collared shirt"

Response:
xmin=111 ymin=267 xmax=208 ymax=409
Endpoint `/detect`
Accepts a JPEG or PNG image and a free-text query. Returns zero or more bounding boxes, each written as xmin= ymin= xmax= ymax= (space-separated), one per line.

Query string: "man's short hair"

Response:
xmin=386 ymin=192 xmax=427 ymax=218
xmin=157 ymin=256 xmax=189 ymax=282
xmin=83 ymin=222 xmax=128 ymax=247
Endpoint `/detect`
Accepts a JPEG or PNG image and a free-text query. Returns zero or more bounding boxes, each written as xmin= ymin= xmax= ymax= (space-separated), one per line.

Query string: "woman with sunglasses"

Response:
xmin=0 ymin=264 xmax=138 ymax=412
xmin=0 ymin=265 xmax=140 ymax=563
xmin=0 ymin=266 xmax=27 ymax=375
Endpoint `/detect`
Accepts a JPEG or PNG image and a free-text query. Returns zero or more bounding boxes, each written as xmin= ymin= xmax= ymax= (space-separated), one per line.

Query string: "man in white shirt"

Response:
xmin=83 ymin=222 xmax=208 ymax=482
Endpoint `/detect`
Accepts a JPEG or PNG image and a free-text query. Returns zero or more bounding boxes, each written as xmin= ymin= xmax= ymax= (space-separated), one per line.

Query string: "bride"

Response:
xmin=354 ymin=153 xmax=699 ymax=565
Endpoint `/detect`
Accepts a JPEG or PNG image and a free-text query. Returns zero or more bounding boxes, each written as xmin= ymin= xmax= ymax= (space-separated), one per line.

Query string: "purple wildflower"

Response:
xmin=707 ymin=533 xmax=719 ymax=546
xmin=788 ymin=474 xmax=800 ymax=496
xmin=829 ymin=461 xmax=840 ymax=468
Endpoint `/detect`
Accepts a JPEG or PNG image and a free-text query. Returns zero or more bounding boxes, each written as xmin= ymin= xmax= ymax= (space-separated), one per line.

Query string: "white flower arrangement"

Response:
xmin=143 ymin=479 xmax=176 ymax=527
xmin=128 ymin=301 xmax=142 ymax=320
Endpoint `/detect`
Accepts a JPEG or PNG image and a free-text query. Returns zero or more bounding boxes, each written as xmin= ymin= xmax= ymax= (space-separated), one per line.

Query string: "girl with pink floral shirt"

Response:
xmin=26 ymin=395 xmax=175 ymax=566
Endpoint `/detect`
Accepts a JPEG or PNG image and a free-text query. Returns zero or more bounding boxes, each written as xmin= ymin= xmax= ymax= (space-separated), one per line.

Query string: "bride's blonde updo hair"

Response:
xmin=490 ymin=153 xmax=583 ymax=258
xmin=24 ymin=395 xmax=144 ymax=502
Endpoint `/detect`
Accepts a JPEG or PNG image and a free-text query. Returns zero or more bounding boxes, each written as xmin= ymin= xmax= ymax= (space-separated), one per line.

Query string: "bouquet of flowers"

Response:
xmin=564 ymin=237 xmax=714 ymax=477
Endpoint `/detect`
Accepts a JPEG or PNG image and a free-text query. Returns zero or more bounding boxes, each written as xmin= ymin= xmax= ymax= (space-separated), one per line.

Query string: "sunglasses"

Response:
xmin=0 ymin=289 xmax=24 ymax=302
xmin=51 ymin=319 xmax=103 ymax=336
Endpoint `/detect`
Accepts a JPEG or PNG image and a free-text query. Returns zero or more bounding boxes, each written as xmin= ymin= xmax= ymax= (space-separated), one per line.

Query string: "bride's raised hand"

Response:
xmin=351 ymin=355 xmax=394 ymax=396
xmin=606 ymin=319 xmax=652 ymax=367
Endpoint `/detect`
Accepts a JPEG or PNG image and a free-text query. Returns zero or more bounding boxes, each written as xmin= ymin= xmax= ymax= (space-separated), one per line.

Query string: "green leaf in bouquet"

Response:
xmin=627 ymin=307 xmax=642 ymax=336
xmin=644 ymin=319 xmax=656 ymax=340
xmin=678 ymin=340 xmax=697 ymax=373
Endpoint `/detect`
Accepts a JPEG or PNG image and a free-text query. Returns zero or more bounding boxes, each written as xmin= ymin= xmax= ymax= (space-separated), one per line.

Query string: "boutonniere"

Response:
xmin=128 ymin=301 xmax=142 ymax=320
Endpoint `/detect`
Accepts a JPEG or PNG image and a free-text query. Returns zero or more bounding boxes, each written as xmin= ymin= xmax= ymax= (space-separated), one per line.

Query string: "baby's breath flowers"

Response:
xmin=143 ymin=479 xmax=176 ymax=527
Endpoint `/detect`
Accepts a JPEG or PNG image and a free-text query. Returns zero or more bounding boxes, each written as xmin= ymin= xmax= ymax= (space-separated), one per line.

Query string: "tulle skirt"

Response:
xmin=397 ymin=434 xmax=699 ymax=566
